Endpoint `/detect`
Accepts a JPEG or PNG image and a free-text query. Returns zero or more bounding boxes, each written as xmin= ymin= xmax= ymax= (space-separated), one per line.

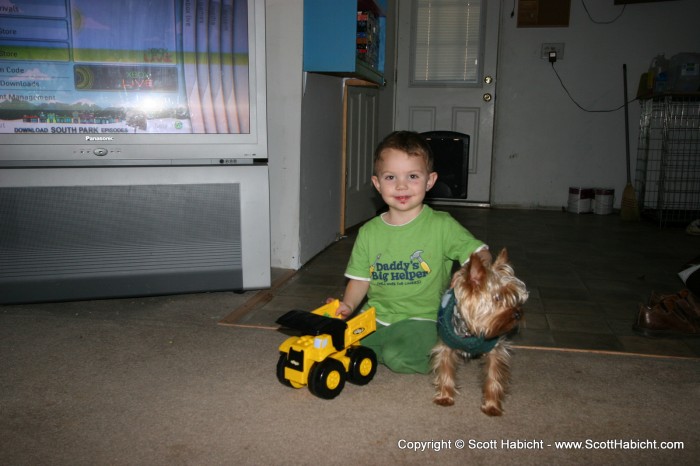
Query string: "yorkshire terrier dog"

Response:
xmin=431 ymin=249 xmax=528 ymax=416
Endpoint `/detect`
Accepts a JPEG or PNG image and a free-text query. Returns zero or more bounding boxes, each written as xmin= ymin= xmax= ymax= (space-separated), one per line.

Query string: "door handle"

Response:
xmin=484 ymin=75 xmax=493 ymax=84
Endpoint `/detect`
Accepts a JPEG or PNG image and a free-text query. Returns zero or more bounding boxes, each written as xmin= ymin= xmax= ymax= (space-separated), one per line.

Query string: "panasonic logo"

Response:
xmin=85 ymin=136 xmax=115 ymax=141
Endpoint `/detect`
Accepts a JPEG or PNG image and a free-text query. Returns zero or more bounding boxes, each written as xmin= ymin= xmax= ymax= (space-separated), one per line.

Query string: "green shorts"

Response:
xmin=360 ymin=319 xmax=438 ymax=374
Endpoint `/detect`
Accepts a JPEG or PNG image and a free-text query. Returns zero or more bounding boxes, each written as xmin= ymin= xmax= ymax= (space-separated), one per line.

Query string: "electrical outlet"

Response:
xmin=541 ymin=43 xmax=565 ymax=60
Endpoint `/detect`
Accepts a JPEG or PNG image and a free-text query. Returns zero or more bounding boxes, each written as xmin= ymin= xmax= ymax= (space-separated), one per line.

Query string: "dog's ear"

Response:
xmin=494 ymin=248 xmax=509 ymax=266
xmin=467 ymin=253 xmax=487 ymax=287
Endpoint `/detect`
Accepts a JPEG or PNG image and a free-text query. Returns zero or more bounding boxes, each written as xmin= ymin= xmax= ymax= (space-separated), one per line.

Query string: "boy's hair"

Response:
xmin=373 ymin=131 xmax=434 ymax=174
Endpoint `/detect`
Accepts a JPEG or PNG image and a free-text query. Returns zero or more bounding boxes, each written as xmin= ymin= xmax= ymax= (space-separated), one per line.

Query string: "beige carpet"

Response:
xmin=2 ymin=307 xmax=698 ymax=465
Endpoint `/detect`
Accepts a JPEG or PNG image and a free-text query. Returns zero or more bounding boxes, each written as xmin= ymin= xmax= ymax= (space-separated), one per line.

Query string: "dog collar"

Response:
xmin=437 ymin=289 xmax=500 ymax=356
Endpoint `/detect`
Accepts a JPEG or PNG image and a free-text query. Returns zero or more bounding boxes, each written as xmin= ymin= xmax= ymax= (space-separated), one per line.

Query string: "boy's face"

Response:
xmin=372 ymin=148 xmax=437 ymax=220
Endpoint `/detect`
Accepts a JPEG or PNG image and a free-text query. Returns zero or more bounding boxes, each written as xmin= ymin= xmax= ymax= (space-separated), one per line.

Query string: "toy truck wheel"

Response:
xmin=347 ymin=346 xmax=377 ymax=385
xmin=277 ymin=353 xmax=304 ymax=388
xmin=276 ymin=353 xmax=293 ymax=387
xmin=308 ymin=359 xmax=346 ymax=399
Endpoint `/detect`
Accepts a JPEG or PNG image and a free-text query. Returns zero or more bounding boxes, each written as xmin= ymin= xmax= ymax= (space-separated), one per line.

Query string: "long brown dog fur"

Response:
xmin=431 ymin=248 xmax=528 ymax=416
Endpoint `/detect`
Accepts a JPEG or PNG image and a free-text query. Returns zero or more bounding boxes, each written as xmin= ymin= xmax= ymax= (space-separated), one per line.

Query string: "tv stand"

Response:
xmin=0 ymin=165 xmax=270 ymax=304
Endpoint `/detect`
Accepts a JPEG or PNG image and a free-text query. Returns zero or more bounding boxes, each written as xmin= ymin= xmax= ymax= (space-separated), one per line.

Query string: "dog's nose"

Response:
xmin=513 ymin=309 xmax=522 ymax=321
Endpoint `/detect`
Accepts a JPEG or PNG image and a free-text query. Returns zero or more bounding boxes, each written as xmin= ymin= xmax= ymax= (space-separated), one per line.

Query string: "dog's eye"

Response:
xmin=493 ymin=294 xmax=501 ymax=302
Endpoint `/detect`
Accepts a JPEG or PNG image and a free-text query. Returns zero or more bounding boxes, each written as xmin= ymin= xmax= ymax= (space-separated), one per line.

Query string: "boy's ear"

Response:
xmin=371 ymin=175 xmax=381 ymax=191
xmin=426 ymin=171 xmax=438 ymax=191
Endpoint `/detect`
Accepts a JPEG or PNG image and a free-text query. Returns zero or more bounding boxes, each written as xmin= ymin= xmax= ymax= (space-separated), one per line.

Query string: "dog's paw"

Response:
xmin=433 ymin=396 xmax=455 ymax=407
xmin=480 ymin=403 xmax=503 ymax=416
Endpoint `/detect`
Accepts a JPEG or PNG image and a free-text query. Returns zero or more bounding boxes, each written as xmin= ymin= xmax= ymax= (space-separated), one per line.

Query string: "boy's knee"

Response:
xmin=382 ymin=345 xmax=432 ymax=374
xmin=362 ymin=319 xmax=438 ymax=374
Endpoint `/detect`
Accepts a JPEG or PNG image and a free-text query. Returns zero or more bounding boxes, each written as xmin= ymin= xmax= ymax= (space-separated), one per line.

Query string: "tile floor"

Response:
xmin=232 ymin=207 xmax=700 ymax=358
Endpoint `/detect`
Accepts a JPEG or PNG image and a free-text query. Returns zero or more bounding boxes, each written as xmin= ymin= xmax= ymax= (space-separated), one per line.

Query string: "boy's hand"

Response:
xmin=326 ymin=298 xmax=353 ymax=319
xmin=335 ymin=301 xmax=353 ymax=319
xmin=330 ymin=279 xmax=368 ymax=319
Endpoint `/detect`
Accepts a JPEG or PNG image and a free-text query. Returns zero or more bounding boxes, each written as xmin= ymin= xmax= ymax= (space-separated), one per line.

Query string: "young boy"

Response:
xmin=334 ymin=131 xmax=491 ymax=374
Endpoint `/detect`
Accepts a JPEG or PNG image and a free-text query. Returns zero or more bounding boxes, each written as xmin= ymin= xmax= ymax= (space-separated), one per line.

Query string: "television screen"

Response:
xmin=0 ymin=0 xmax=267 ymax=166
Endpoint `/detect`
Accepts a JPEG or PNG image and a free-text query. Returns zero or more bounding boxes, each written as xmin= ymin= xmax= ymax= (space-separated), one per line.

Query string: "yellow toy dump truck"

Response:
xmin=276 ymin=300 xmax=377 ymax=399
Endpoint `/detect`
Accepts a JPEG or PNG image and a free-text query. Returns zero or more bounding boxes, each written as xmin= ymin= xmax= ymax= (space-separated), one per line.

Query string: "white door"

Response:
xmin=394 ymin=0 xmax=500 ymax=204
xmin=343 ymin=82 xmax=380 ymax=233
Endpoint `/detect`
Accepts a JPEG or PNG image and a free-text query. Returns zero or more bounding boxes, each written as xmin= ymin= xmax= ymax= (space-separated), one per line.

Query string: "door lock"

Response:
xmin=483 ymin=93 xmax=492 ymax=102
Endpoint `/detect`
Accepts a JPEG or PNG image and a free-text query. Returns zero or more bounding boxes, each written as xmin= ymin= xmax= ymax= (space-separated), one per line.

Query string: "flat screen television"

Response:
xmin=0 ymin=0 xmax=267 ymax=166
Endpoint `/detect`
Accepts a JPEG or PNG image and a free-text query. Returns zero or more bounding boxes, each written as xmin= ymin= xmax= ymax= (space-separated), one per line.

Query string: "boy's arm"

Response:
xmin=336 ymin=279 xmax=370 ymax=318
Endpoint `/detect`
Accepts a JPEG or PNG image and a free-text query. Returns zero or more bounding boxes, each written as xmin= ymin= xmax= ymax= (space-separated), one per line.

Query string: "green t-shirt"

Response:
xmin=345 ymin=205 xmax=486 ymax=325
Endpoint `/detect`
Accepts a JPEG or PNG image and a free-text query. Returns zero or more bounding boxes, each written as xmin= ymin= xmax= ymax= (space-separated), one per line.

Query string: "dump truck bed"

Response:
xmin=276 ymin=300 xmax=376 ymax=351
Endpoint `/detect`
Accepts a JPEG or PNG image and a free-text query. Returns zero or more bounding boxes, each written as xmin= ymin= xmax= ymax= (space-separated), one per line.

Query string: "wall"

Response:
xmin=493 ymin=0 xmax=700 ymax=209
xmin=266 ymin=0 xmax=304 ymax=269
xmin=299 ymin=73 xmax=344 ymax=264
xmin=267 ymin=0 xmax=396 ymax=269
xmin=295 ymin=0 xmax=397 ymax=265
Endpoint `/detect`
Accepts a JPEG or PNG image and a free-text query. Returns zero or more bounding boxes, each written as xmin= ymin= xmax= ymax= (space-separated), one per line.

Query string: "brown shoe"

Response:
xmin=648 ymin=288 xmax=690 ymax=307
xmin=684 ymin=291 xmax=700 ymax=318
xmin=633 ymin=291 xmax=700 ymax=338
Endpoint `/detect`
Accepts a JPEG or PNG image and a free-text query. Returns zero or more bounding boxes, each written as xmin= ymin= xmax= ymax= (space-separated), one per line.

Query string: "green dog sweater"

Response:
xmin=437 ymin=289 xmax=500 ymax=356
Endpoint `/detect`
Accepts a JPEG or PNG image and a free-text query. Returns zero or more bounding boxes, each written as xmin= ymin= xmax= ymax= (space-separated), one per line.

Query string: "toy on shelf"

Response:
xmin=276 ymin=300 xmax=377 ymax=399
